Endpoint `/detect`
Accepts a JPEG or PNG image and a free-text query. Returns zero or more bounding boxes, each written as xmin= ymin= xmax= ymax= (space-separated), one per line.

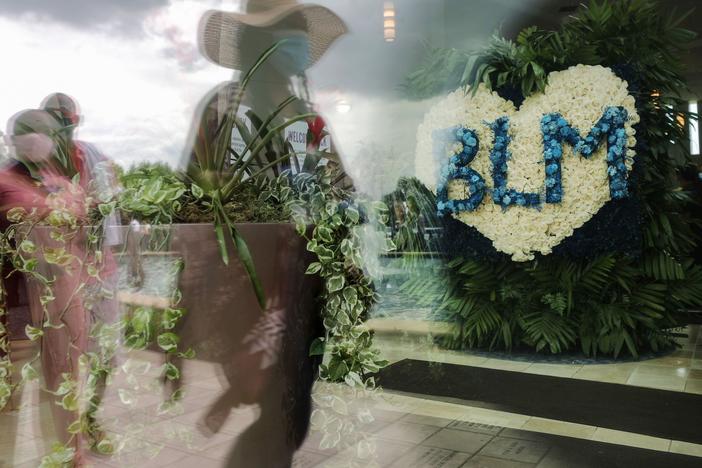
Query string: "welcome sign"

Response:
xmin=230 ymin=106 xmax=331 ymax=161
xmin=415 ymin=65 xmax=640 ymax=261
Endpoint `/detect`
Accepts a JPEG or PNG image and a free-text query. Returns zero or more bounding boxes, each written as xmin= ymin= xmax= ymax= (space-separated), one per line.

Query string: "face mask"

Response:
xmin=269 ymin=30 xmax=310 ymax=76
xmin=12 ymin=133 xmax=55 ymax=162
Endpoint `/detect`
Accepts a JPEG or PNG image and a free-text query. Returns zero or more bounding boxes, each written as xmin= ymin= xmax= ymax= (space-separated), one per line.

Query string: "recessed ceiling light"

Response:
xmin=335 ymin=99 xmax=351 ymax=114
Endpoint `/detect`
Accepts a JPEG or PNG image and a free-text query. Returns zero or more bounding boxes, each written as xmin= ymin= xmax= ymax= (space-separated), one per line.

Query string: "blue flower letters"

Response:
xmin=434 ymin=127 xmax=486 ymax=216
xmin=435 ymin=106 xmax=631 ymax=216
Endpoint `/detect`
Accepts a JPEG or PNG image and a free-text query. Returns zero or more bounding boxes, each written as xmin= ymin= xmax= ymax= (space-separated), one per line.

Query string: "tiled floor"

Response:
xmin=3 ymin=372 xmax=702 ymax=468
xmin=370 ymin=321 xmax=702 ymax=394
xmin=304 ymin=390 xmax=702 ymax=467
xmin=2 ymin=324 xmax=702 ymax=467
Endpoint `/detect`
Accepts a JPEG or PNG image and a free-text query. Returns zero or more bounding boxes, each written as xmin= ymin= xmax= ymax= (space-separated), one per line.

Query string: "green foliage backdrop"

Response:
xmin=399 ymin=0 xmax=702 ymax=357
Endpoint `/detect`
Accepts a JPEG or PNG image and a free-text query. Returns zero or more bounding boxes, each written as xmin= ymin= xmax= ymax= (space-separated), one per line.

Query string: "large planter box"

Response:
xmin=135 ymin=223 xmax=324 ymax=463
xmin=169 ymin=224 xmax=320 ymax=363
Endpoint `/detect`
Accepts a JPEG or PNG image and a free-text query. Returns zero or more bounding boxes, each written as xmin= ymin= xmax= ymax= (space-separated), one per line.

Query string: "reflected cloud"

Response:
xmin=0 ymin=0 xmax=553 ymax=177
xmin=0 ymin=0 xmax=169 ymax=33
xmin=0 ymin=4 xmax=232 ymax=169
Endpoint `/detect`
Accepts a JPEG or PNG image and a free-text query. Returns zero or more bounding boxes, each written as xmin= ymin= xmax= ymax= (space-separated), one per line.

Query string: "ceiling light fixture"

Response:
xmin=383 ymin=1 xmax=396 ymax=43
xmin=335 ymin=99 xmax=351 ymax=114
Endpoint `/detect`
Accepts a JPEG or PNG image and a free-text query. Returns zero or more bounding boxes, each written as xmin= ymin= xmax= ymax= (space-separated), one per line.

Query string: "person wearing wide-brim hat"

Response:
xmin=197 ymin=0 xmax=347 ymax=105
xmin=197 ymin=0 xmax=348 ymax=122
xmin=183 ymin=0 xmax=349 ymax=171
xmin=198 ymin=0 xmax=347 ymax=72
xmin=178 ymin=3 xmax=348 ymax=468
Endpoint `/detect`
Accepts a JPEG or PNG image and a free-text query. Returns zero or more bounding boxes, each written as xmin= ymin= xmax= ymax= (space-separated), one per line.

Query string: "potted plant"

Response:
xmin=112 ymin=41 xmax=391 ymax=465
xmin=1 ymin=41 xmax=390 ymax=467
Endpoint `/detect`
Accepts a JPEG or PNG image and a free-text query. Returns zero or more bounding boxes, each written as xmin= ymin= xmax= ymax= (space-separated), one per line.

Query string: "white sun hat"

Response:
xmin=198 ymin=0 xmax=348 ymax=70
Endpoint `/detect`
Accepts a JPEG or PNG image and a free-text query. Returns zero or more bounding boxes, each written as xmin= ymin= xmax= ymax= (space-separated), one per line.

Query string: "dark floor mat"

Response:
xmin=378 ymin=359 xmax=702 ymax=445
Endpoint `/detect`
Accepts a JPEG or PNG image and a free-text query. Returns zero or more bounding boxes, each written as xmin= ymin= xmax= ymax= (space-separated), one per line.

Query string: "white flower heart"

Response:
xmin=415 ymin=65 xmax=640 ymax=261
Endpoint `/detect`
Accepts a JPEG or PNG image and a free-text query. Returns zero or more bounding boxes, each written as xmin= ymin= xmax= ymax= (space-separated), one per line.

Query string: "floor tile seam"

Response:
xmin=109 ymin=446 xmax=193 ymax=468
xmin=416 ymin=433 xmax=493 ymax=459
xmin=476 ymin=435 xmax=556 ymax=467
xmin=377 ymin=424 xmax=443 ymax=447
xmin=314 ymin=437 xmax=414 ymax=467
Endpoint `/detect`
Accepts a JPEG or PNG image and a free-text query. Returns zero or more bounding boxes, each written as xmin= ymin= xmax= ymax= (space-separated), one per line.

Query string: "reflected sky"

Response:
xmin=0 ymin=0 xmax=553 ymax=195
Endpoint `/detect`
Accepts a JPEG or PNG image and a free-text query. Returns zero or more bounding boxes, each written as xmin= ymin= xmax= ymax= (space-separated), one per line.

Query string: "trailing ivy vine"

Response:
xmin=261 ymin=168 xmax=392 ymax=385
xmin=0 ymin=40 xmax=391 ymax=468
xmin=0 ymin=185 xmax=194 ymax=465
xmin=256 ymin=168 xmax=392 ymax=466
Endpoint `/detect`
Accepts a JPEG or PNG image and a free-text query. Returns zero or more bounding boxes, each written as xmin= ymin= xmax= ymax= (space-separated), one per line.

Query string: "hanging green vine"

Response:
xmin=0 ymin=245 xmax=10 ymax=410
xmin=260 ymin=168 xmax=392 ymax=385
xmin=0 ymin=39 xmax=392 ymax=467
xmin=0 ymin=184 xmax=194 ymax=466
xmin=257 ymin=167 xmax=391 ymax=467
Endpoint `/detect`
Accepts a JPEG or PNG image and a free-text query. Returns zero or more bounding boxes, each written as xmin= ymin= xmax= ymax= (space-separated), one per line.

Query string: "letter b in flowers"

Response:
xmin=434 ymin=126 xmax=486 ymax=216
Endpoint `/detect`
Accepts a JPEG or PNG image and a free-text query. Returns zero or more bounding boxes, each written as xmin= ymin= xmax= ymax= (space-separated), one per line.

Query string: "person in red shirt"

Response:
xmin=1 ymin=108 xmax=92 ymax=465
xmin=1 ymin=102 xmax=120 ymax=466
xmin=41 ymin=93 xmax=122 ymax=457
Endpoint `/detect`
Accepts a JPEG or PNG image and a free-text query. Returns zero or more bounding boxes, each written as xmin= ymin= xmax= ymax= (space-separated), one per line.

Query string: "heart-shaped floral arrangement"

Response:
xmin=415 ymin=65 xmax=640 ymax=261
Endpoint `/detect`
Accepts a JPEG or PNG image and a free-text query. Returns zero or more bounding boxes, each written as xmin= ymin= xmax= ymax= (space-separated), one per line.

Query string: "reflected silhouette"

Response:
xmin=0 ymin=107 xmax=91 ymax=463
xmin=0 ymin=95 xmax=120 ymax=466
xmin=174 ymin=1 xmax=347 ymax=466
xmin=40 ymin=93 xmax=122 ymax=461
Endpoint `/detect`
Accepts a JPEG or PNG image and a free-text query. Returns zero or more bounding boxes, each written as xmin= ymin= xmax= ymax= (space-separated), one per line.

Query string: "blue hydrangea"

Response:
xmin=540 ymin=106 xmax=631 ymax=203
xmin=435 ymin=126 xmax=486 ymax=216
xmin=433 ymin=106 xmax=632 ymax=217
xmin=488 ymin=117 xmax=541 ymax=209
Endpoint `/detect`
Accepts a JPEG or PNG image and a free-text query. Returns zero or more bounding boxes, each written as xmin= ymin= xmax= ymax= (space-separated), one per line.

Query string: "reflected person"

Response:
xmin=1 ymin=109 xmax=92 ymax=466
xmin=42 ymin=92 xmax=122 ymax=452
xmin=178 ymin=1 xmax=348 ymax=467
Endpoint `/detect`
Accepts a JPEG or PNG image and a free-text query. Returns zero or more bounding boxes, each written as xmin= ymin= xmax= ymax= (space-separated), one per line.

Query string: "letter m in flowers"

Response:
xmin=541 ymin=106 xmax=631 ymax=203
